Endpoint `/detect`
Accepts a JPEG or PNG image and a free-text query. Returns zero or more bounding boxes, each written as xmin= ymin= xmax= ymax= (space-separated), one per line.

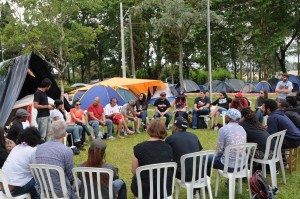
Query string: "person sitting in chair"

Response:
xmin=153 ymin=92 xmax=172 ymax=130
xmin=192 ymin=90 xmax=211 ymax=129
xmin=121 ymin=100 xmax=140 ymax=134
xmin=171 ymin=91 xmax=188 ymax=120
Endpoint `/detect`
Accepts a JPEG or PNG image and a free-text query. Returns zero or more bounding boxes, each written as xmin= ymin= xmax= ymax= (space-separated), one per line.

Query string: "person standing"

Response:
xmin=192 ymin=90 xmax=211 ymax=129
xmin=153 ymin=92 xmax=172 ymax=129
xmin=33 ymin=78 xmax=54 ymax=140
xmin=275 ymin=73 xmax=293 ymax=101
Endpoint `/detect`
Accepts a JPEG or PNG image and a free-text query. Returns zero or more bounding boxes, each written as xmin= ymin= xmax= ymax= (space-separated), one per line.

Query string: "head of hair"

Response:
xmin=39 ymin=78 xmax=52 ymax=88
xmin=282 ymin=73 xmax=289 ymax=78
xmin=54 ymin=99 xmax=63 ymax=108
xmin=0 ymin=126 xmax=6 ymax=149
xmin=260 ymin=89 xmax=268 ymax=99
xmin=279 ymin=100 xmax=289 ymax=109
xmin=220 ymin=91 xmax=227 ymax=98
xmin=200 ymin=90 xmax=206 ymax=94
xmin=139 ymin=93 xmax=146 ymax=102
xmin=262 ymin=99 xmax=278 ymax=112
xmin=286 ymin=96 xmax=297 ymax=107
xmin=240 ymin=107 xmax=264 ymax=129
xmin=83 ymin=142 xmax=108 ymax=185
xmin=147 ymin=118 xmax=168 ymax=139
xmin=110 ymin=97 xmax=117 ymax=105
xmin=50 ymin=120 xmax=67 ymax=139
xmin=73 ymin=100 xmax=80 ymax=107
xmin=17 ymin=127 xmax=41 ymax=147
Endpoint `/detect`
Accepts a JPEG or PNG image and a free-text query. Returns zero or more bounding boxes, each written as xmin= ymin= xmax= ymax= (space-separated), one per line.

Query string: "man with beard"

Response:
xmin=262 ymin=99 xmax=300 ymax=149
xmin=153 ymin=92 xmax=172 ymax=130
xmin=275 ymin=73 xmax=293 ymax=101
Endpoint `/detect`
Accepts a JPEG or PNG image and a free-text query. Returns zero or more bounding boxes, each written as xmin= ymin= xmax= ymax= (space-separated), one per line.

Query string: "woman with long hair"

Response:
xmin=171 ymin=91 xmax=188 ymax=120
xmin=2 ymin=127 xmax=41 ymax=199
xmin=255 ymin=89 xmax=268 ymax=123
xmin=135 ymin=93 xmax=148 ymax=130
xmin=70 ymin=100 xmax=93 ymax=144
xmin=0 ymin=126 xmax=9 ymax=168
xmin=50 ymin=99 xmax=84 ymax=151
xmin=208 ymin=91 xmax=232 ymax=129
xmin=131 ymin=119 xmax=173 ymax=198
xmin=79 ymin=139 xmax=127 ymax=199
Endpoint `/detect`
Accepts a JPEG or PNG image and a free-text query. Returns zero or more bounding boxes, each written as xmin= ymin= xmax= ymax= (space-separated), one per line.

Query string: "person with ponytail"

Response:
xmin=78 ymin=139 xmax=127 ymax=199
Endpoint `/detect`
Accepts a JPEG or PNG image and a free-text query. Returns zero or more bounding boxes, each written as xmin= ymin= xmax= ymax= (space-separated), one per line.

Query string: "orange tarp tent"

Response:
xmin=69 ymin=77 xmax=166 ymax=96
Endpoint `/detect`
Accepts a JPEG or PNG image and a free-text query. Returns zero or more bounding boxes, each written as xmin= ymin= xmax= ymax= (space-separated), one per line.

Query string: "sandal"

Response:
xmin=117 ymin=135 xmax=125 ymax=139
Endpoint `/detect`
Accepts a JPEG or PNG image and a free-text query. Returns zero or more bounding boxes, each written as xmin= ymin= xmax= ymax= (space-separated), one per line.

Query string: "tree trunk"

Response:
xmin=179 ymin=42 xmax=184 ymax=92
xmin=171 ymin=62 xmax=174 ymax=84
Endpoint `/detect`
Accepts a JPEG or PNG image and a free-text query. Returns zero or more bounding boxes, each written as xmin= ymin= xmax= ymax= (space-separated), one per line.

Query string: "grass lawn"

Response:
xmin=74 ymin=94 xmax=300 ymax=198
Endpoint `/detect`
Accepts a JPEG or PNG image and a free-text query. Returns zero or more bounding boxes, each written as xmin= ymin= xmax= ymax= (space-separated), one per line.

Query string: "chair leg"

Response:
xmin=261 ymin=164 xmax=267 ymax=178
xmin=201 ymin=187 xmax=206 ymax=199
xmin=207 ymin=178 xmax=213 ymax=199
xmin=238 ymin=178 xmax=242 ymax=194
xmin=228 ymin=176 xmax=236 ymax=199
xmin=268 ymin=161 xmax=277 ymax=188
xmin=247 ymin=172 xmax=252 ymax=199
xmin=186 ymin=185 xmax=193 ymax=199
xmin=279 ymin=155 xmax=287 ymax=184
xmin=215 ymin=173 xmax=220 ymax=197
xmin=175 ymin=181 xmax=180 ymax=199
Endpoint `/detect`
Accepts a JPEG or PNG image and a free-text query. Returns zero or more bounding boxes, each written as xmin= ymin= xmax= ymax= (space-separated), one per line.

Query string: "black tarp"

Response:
xmin=0 ymin=52 xmax=69 ymax=126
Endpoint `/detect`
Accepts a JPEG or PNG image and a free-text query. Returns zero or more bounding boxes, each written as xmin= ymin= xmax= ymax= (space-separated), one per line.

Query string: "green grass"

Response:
xmin=74 ymin=95 xmax=300 ymax=198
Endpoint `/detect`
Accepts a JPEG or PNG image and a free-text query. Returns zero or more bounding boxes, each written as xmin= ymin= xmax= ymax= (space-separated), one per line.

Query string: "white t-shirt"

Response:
xmin=2 ymin=145 xmax=36 ymax=186
xmin=104 ymin=104 xmax=120 ymax=116
xmin=276 ymin=80 xmax=293 ymax=99
xmin=50 ymin=109 xmax=64 ymax=121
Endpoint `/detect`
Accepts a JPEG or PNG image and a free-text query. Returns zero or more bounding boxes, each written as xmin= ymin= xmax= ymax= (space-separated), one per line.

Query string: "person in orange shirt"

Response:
xmin=70 ymin=100 xmax=93 ymax=144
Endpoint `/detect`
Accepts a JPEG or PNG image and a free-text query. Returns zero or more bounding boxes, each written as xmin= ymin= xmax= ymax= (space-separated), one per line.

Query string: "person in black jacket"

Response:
xmin=7 ymin=109 xmax=30 ymax=143
xmin=208 ymin=91 xmax=232 ymax=129
xmin=278 ymin=100 xmax=300 ymax=130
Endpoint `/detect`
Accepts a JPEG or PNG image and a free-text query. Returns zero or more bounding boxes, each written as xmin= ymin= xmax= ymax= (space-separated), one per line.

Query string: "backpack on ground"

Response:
xmin=250 ymin=170 xmax=277 ymax=199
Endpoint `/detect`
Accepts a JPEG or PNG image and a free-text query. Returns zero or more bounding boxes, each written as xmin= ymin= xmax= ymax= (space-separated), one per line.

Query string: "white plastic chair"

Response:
xmin=253 ymin=130 xmax=287 ymax=188
xmin=175 ymin=150 xmax=216 ymax=199
xmin=215 ymin=143 xmax=257 ymax=199
xmin=0 ymin=169 xmax=31 ymax=199
xmin=136 ymin=162 xmax=177 ymax=199
xmin=72 ymin=167 xmax=114 ymax=199
xmin=29 ymin=164 xmax=69 ymax=199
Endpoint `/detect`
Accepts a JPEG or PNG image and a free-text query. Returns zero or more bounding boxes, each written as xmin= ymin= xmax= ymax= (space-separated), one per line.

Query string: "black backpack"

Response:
xmin=250 ymin=170 xmax=277 ymax=199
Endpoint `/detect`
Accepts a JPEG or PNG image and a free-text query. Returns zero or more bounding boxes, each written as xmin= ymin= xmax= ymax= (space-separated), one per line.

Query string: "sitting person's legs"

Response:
xmin=164 ymin=112 xmax=172 ymax=128
xmin=113 ymin=179 xmax=127 ymax=199
xmin=105 ymin=119 xmax=113 ymax=138
xmin=89 ymin=120 xmax=100 ymax=138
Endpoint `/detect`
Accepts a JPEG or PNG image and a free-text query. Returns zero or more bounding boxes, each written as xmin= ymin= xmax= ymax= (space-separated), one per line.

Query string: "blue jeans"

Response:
xmin=256 ymin=109 xmax=263 ymax=123
xmin=36 ymin=116 xmax=51 ymax=140
xmin=66 ymin=125 xmax=82 ymax=142
xmin=154 ymin=112 xmax=172 ymax=127
xmin=192 ymin=108 xmax=210 ymax=128
xmin=217 ymin=107 xmax=227 ymax=114
xmin=113 ymin=179 xmax=127 ymax=199
xmin=10 ymin=178 xmax=39 ymax=199
xmin=206 ymin=155 xmax=235 ymax=177
xmin=137 ymin=110 xmax=148 ymax=124
xmin=89 ymin=119 xmax=113 ymax=138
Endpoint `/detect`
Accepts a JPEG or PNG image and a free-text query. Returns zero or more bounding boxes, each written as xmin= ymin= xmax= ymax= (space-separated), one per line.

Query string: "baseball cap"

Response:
xmin=225 ymin=108 xmax=241 ymax=122
xmin=174 ymin=117 xmax=189 ymax=129
xmin=160 ymin=92 xmax=166 ymax=96
xmin=235 ymin=92 xmax=243 ymax=98
xmin=89 ymin=138 xmax=107 ymax=151
xmin=16 ymin=109 xmax=30 ymax=118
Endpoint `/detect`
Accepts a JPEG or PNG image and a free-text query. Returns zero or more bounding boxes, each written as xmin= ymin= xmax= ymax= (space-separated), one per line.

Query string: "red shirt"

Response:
xmin=230 ymin=98 xmax=249 ymax=110
xmin=70 ymin=108 xmax=84 ymax=123
xmin=87 ymin=104 xmax=104 ymax=121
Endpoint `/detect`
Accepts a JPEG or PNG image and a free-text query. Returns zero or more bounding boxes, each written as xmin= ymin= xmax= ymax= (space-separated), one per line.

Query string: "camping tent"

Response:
xmin=175 ymin=79 xmax=200 ymax=93
xmin=254 ymin=81 xmax=273 ymax=93
xmin=268 ymin=78 xmax=279 ymax=91
xmin=0 ymin=52 xmax=66 ymax=126
xmin=7 ymin=95 xmax=54 ymax=127
xmin=71 ymin=83 xmax=89 ymax=88
xmin=204 ymin=80 xmax=235 ymax=93
xmin=240 ymin=83 xmax=256 ymax=93
xmin=148 ymin=84 xmax=175 ymax=105
xmin=225 ymin=79 xmax=245 ymax=92
xmin=116 ymin=87 xmax=136 ymax=103
xmin=80 ymin=85 xmax=125 ymax=110
xmin=287 ymin=75 xmax=300 ymax=92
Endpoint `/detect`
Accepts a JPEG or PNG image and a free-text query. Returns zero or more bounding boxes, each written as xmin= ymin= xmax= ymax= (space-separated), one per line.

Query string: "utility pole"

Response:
xmin=207 ymin=0 xmax=212 ymax=101
xmin=120 ymin=2 xmax=126 ymax=78
xmin=129 ymin=14 xmax=136 ymax=78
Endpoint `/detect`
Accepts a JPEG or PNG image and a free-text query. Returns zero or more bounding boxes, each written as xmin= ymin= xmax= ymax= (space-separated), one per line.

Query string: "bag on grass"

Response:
xmin=250 ymin=170 xmax=276 ymax=199
xmin=197 ymin=117 xmax=207 ymax=129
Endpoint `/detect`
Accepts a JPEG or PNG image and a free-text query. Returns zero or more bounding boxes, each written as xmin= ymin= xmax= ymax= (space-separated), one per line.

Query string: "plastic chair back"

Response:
xmin=136 ymin=162 xmax=177 ymax=199
xmin=72 ymin=167 xmax=114 ymax=199
xmin=29 ymin=164 xmax=69 ymax=199
xmin=179 ymin=150 xmax=215 ymax=185
xmin=263 ymin=130 xmax=286 ymax=161
xmin=223 ymin=143 xmax=257 ymax=176
xmin=0 ymin=169 xmax=31 ymax=199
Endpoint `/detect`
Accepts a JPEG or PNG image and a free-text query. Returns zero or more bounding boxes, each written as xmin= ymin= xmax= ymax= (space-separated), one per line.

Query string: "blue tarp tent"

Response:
xmin=255 ymin=81 xmax=273 ymax=93
xmin=116 ymin=87 xmax=136 ymax=103
xmin=73 ymin=90 xmax=87 ymax=103
xmin=80 ymin=85 xmax=125 ymax=110
xmin=287 ymin=75 xmax=300 ymax=92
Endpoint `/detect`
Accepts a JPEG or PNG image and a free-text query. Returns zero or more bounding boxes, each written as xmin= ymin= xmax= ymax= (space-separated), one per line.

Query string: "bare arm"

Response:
xmin=34 ymin=101 xmax=53 ymax=110
xmin=131 ymin=155 xmax=139 ymax=175
xmin=88 ymin=111 xmax=100 ymax=122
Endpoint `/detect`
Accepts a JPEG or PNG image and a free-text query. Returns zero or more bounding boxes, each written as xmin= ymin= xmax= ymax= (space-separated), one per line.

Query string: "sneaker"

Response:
xmin=123 ymin=132 xmax=128 ymax=137
xmin=107 ymin=136 xmax=115 ymax=140
xmin=192 ymin=126 xmax=197 ymax=129
xmin=214 ymin=126 xmax=218 ymax=131
xmin=135 ymin=130 xmax=141 ymax=134
xmin=70 ymin=146 xmax=80 ymax=155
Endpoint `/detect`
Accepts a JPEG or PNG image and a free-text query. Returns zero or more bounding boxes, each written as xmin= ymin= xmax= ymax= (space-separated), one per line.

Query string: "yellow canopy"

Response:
xmin=69 ymin=77 xmax=166 ymax=96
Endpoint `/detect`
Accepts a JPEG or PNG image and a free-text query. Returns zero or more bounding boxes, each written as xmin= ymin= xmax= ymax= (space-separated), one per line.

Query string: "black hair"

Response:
xmin=39 ymin=78 xmax=52 ymax=88
xmin=262 ymin=99 xmax=278 ymax=112
xmin=73 ymin=99 xmax=80 ymax=108
xmin=17 ymin=127 xmax=41 ymax=147
xmin=0 ymin=126 xmax=6 ymax=149
xmin=279 ymin=101 xmax=289 ymax=109
xmin=200 ymin=90 xmax=207 ymax=94
xmin=286 ymin=96 xmax=297 ymax=107
xmin=110 ymin=97 xmax=118 ymax=104
xmin=282 ymin=73 xmax=289 ymax=78
xmin=138 ymin=93 xmax=146 ymax=102
xmin=54 ymin=99 xmax=63 ymax=108
xmin=220 ymin=91 xmax=227 ymax=98
xmin=240 ymin=107 xmax=264 ymax=130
